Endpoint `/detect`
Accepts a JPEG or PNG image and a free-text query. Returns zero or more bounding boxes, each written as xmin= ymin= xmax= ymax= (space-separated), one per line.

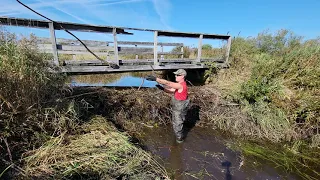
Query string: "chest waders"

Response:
xmin=171 ymin=96 xmax=190 ymax=140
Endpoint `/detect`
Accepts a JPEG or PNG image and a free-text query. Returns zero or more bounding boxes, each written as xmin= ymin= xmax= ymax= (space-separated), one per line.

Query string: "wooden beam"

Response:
xmin=225 ymin=36 xmax=232 ymax=65
xmin=62 ymin=58 xmax=224 ymax=65
xmin=38 ymin=44 xmax=113 ymax=51
xmin=37 ymin=37 xmax=108 ymax=46
xmin=0 ymin=17 xmax=132 ymax=34
xmin=1 ymin=17 xmax=230 ymax=40
xmin=154 ymin=31 xmax=158 ymax=65
xmin=107 ymin=41 xmax=183 ymax=46
xmin=113 ymin=28 xmax=119 ymax=65
xmin=40 ymin=49 xmax=181 ymax=55
xmin=197 ymin=34 xmax=203 ymax=62
xmin=61 ymin=64 xmax=208 ymax=73
xmin=49 ymin=22 xmax=59 ymax=66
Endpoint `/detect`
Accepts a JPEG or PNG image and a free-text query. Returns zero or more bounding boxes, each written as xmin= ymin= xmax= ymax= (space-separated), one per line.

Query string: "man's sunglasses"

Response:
xmin=175 ymin=74 xmax=183 ymax=76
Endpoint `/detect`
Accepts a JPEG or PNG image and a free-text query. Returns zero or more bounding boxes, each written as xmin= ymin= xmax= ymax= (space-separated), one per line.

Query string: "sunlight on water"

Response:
xmin=68 ymin=74 xmax=158 ymax=87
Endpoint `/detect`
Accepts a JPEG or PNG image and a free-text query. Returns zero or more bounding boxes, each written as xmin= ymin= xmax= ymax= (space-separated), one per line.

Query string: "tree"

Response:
xmin=202 ymin=44 xmax=212 ymax=50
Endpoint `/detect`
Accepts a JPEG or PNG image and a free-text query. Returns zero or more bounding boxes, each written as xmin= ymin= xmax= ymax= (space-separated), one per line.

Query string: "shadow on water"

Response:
xmin=183 ymin=105 xmax=201 ymax=140
xmin=222 ymin=161 xmax=232 ymax=180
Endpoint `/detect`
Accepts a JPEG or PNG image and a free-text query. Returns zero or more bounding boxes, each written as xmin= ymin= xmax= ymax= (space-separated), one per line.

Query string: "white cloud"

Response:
xmin=151 ymin=0 xmax=173 ymax=30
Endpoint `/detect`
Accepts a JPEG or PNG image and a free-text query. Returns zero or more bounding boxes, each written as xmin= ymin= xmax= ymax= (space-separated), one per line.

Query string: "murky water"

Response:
xmin=139 ymin=125 xmax=299 ymax=180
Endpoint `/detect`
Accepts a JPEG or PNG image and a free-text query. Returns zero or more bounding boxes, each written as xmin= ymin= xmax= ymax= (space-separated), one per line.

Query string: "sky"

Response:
xmin=1 ymin=0 xmax=319 ymax=48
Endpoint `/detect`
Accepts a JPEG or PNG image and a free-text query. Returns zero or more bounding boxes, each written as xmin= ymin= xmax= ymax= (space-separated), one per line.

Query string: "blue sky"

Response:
xmin=1 ymin=0 xmax=319 ymax=47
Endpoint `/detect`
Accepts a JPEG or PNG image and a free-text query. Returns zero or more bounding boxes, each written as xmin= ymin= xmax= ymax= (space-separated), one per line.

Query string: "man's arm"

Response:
xmin=156 ymin=78 xmax=182 ymax=90
xmin=164 ymin=87 xmax=175 ymax=93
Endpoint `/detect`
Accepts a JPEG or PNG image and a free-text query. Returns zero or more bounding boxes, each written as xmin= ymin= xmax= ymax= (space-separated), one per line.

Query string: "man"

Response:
xmin=146 ymin=69 xmax=189 ymax=143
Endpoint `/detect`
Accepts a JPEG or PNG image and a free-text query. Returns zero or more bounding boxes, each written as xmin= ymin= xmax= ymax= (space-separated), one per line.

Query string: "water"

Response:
xmin=68 ymin=73 xmax=158 ymax=88
xmin=139 ymin=125 xmax=299 ymax=180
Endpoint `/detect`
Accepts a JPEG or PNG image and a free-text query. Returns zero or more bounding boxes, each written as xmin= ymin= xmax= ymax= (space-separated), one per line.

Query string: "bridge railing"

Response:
xmin=36 ymin=38 xmax=184 ymax=64
xmin=0 ymin=16 xmax=231 ymax=68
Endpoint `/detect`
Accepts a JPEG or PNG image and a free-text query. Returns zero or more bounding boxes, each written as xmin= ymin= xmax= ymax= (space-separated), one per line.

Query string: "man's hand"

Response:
xmin=146 ymin=75 xmax=157 ymax=81
xmin=155 ymin=84 xmax=164 ymax=90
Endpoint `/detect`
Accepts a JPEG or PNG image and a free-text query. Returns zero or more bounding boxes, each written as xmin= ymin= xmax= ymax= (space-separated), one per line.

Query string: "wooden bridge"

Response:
xmin=0 ymin=17 xmax=232 ymax=74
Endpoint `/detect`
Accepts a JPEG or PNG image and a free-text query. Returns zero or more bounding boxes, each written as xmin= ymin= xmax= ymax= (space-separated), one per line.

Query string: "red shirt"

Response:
xmin=174 ymin=81 xmax=188 ymax=100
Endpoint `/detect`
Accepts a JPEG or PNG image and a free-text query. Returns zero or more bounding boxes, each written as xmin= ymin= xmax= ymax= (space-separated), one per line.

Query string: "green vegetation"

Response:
xmin=211 ymin=29 xmax=320 ymax=145
xmin=206 ymin=29 xmax=320 ymax=179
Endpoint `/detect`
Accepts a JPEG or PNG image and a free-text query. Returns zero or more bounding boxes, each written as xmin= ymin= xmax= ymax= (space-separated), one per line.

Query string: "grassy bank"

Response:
xmin=207 ymin=29 xmax=320 ymax=146
xmin=0 ymin=30 xmax=168 ymax=179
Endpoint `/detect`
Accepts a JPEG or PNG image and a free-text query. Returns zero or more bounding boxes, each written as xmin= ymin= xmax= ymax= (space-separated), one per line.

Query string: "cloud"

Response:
xmin=151 ymin=0 xmax=173 ymax=30
xmin=92 ymin=0 xmax=145 ymax=6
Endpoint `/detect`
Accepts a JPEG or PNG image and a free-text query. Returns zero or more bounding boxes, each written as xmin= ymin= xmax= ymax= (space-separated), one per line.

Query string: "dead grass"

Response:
xmin=23 ymin=116 xmax=169 ymax=179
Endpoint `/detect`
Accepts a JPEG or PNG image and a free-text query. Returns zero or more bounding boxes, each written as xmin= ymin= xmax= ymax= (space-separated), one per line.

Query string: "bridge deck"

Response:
xmin=59 ymin=63 xmax=227 ymax=74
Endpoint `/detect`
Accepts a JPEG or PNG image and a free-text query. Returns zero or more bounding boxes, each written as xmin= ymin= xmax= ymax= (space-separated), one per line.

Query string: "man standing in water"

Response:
xmin=146 ymin=69 xmax=189 ymax=143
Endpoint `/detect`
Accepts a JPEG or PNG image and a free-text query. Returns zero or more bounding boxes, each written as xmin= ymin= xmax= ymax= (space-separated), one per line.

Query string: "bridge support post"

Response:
xmin=154 ymin=31 xmax=158 ymax=65
xmin=113 ymin=28 xmax=119 ymax=66
xmin=225 ymin=36 xmax=232 ymax=66
xmin=49 ymin=22 xmax=59 ymax=66
xmin=197 ymin=34 xmax=203 ymax=63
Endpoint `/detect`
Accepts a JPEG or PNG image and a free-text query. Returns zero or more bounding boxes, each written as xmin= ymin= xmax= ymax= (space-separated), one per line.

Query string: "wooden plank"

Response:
xmin=1 ymin=17 xmax=230 ymax=40
xmin=197 ymin=34 xmax=203 ymax=62
xmin=107 ymin=41 xmax=183 ymax=46
xmin=38 ymin=44 xmax=113 ymax=51
xmin=42 ymin=50 xmax=110 ymax=55
xmin=49 ymin=22 xmax=59 ymax=66
xmin=62 ymin=58 xmax=223 ymax=65
xmin=0 ymin=17 xmax=131 ymax=34
xmin=154 ymin=31 xmax=158 ymax=65
xmin=40 ymin=49 xmax=181 ymax=55
xmin=37 ymin=37 xmax=108 ymax=46
xmin=225 ymin=36 xmax=232 ymax=65
xmin=113 ymin=28 xmax=119 ymax=65
xmin=38 ymin=38 xmax=183 ymax=47
xmin=61 ymin=64 xmax=207 ymax=73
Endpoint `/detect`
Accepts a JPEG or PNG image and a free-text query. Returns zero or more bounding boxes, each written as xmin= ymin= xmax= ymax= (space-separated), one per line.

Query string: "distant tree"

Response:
xmin=171 ymin=46 xmax=191 ymax=58
xmin=202 ymin=44 xmax=212 ymax=50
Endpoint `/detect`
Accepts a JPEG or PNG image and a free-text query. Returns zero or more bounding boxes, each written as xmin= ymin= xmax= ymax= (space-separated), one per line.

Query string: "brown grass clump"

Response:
xmin=23 ymin=116 xmax=169 ymax=179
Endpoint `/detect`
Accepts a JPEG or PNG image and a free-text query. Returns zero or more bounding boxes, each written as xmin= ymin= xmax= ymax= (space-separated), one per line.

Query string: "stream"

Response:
xmin=68 ymin=73 xmax=304 ymax=180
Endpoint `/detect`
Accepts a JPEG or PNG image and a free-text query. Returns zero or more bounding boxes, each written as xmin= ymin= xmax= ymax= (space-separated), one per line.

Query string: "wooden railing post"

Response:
xmin=49 ymin=22 xmax=59 ymax=66
xmin=197 ymin=34 xmax=203 ymax=63
xmin=154 ymin=31 xmax=158 ymax=65
xmin=181 ymin=46 xmax=184 ymax=59
xmin=135 ymin=45 xmax=138 ymax=60
xmin=225 ymin=36 xmax=232 ymax=65
xmin=113 ymin=28 xmax=119 ymax=65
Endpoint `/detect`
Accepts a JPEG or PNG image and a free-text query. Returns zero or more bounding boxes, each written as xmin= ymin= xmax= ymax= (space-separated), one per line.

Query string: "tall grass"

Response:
xmin=212 ymin=29 xmax=320 ymax=145
xmin=0 ymin=29 xmax=67 ymax=148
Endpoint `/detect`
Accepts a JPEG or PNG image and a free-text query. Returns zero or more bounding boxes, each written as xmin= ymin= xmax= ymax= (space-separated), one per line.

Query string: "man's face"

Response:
xmin=175 ymin=74 xmax=184 ymax=82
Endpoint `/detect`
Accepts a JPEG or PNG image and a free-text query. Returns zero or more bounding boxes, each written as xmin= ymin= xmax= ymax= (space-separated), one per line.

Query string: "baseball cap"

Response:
xmin=173 ymin=69 xmax=187 ymax=76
